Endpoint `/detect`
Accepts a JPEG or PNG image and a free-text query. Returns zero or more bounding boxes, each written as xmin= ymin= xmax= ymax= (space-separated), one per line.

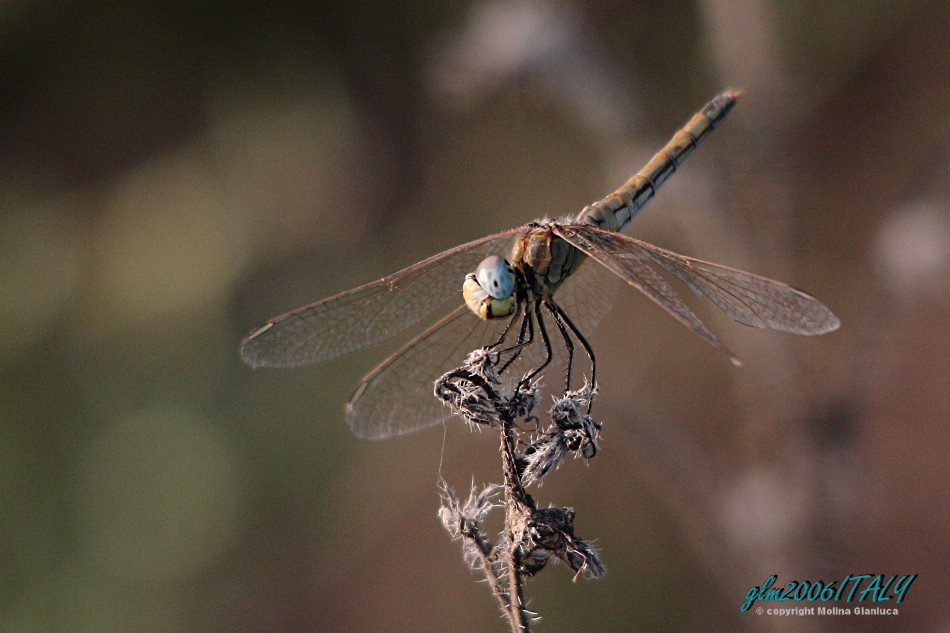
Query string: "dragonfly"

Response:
xmin=241 ymin=90 xmax=840 ymax=440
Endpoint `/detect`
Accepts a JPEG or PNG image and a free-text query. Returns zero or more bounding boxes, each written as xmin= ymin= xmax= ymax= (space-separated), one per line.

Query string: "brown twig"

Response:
xmin=435 ymin=348 xmax=605 ymax=632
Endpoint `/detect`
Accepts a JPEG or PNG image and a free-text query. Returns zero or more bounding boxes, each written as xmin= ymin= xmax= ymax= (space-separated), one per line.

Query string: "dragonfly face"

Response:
xmin=463 ymin=255 xmax=517 ymax=320
xmin=463 ymin=223 xmax=588 ymax=321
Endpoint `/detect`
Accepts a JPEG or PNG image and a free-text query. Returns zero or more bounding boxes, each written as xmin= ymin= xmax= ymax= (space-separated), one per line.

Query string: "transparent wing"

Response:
xmin=556 ymin=225 xmax=840 ymax=357
xmin=636 ymin=238 xmax=840 ymax=334
xmin=346 ymin=246 xmax=620 ymax=440
xmin=346 ymin=304 xmax=502 ymax=439
xmin=240 ymin=226 xmax=524 ymax=368
xmin=556 ymin=225 xmax=739 ymax=361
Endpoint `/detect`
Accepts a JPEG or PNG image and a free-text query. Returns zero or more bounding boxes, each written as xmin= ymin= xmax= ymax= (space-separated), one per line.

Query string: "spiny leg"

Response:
xmin=486 ymin=305 xmax=521 ymax=351
xmin=519 ymin=300 xmax=553 ymax=391
xmin=498 ymin=308 xmax=533 ymax=376
xmin=544 ymin=301 xmax=575 ymax=393
xmin=549 ymin=301 xmax=597 ymax=412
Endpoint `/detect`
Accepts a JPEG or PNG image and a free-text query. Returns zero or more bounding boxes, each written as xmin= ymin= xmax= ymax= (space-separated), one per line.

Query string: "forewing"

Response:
xmin=555 ymin=225 xmax=739 ymax=361
xmin=619 ymin=237 xmax=841 ymax=335
xmin=557 ymin=225 xmax=839 ymax=352
xmin=240 ymin=227 xmax=522 ymax=368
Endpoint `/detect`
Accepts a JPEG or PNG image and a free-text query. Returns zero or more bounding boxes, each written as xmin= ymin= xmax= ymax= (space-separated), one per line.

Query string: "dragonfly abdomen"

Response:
xmin=576 ymin=90 xmax=741 ymax=233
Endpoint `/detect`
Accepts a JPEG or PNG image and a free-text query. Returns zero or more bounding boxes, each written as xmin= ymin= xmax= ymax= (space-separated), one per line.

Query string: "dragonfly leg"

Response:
xmin=544 ymin=301 xmax=575 ymax=393
xmin=486 ymin=305 xmax=520 ymax=350
xmin=548 ymin=301 xmax=596 ymax=412
xmin=519 ymin=301 xmax=553 ymax=391
xmin=498 ymin=309 xmax=532 ymax=376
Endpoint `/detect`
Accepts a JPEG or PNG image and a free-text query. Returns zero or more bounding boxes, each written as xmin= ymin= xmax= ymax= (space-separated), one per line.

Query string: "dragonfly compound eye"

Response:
xmin=474 ymin=255 xmax=514 ymax=299
xmin=463 ymin=256 xmax=516 ymax=320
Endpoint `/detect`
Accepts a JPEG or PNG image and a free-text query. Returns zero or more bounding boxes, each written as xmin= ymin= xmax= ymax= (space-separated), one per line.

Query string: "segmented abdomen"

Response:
xmin=576 ymin=90 xmax=740 ymax=232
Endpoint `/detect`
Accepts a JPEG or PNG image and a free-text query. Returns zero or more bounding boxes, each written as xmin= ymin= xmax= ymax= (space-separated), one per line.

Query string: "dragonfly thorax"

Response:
xmin=463 ymin=255 xmax=518 ymax=320
xmin=510 ymin=223 xmax=587 ymax=298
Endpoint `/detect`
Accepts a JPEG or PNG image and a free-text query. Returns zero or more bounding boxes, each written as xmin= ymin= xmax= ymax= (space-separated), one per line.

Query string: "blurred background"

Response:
xmin=1 ymin=1 xmax=948 ymax=631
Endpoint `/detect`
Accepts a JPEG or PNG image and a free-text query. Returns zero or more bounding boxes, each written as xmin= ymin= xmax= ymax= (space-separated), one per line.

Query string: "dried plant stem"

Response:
xmin=501 ymin=420 xmax=531 ymax=633
xmin=461 ymin=507 xmax=509 ymax=613
xmin=436 ymin=349 xmax=605 ymax=632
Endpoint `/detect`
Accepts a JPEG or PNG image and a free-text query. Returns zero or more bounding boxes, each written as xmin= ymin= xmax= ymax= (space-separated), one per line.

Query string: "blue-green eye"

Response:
xmin=474 ymin=255 xmax=513 ymax=299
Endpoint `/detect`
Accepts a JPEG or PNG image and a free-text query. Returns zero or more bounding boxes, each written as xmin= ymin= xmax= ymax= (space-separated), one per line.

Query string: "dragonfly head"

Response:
xmin=463 ymin=255 xmax=517 ymax=320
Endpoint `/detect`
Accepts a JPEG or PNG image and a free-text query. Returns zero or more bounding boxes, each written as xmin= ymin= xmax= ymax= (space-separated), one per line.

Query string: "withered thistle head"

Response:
xmin=518 ymin=506 xmax=605 ymax=581
xmin=520 ymin=382 xmax=602 ymax=486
